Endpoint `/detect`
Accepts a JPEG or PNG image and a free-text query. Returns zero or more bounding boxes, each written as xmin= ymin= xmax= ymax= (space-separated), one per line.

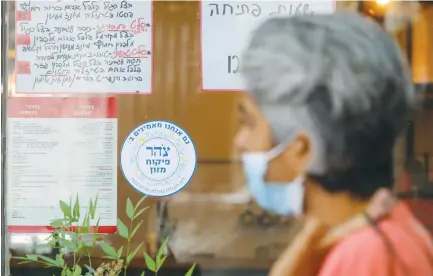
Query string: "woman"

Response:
xmin=235 ymin=13 xmax=433 ymax=275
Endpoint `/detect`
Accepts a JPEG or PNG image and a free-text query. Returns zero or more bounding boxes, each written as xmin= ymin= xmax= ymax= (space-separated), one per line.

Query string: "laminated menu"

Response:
xmin=7 ymin=97 xmax=118 ymax=233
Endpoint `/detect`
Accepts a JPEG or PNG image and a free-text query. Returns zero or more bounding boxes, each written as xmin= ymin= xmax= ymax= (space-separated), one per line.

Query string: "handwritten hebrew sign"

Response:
xmin=121 ymin=121 xmax=197 ymax=197
xmin=200 ymin=1 xmax=334 ymax=91
xmin=15 ymin=0 xmax=153 ymax=94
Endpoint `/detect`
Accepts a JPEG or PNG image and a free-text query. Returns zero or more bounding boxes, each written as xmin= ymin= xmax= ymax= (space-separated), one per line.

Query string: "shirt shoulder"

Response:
xmin=319 ymin=203 xmax=433 ymax=276
xmin=319 ymin=227 xmax=390 ymax=276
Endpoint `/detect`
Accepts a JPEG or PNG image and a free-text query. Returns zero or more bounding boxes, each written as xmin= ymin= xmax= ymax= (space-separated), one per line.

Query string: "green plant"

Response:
xmin=13 ymin=195 xmax=196 ymax=276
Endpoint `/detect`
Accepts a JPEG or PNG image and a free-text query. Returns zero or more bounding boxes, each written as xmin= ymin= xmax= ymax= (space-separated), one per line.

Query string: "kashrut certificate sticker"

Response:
xmin=120 ymin=121 xmax=197 ymax=197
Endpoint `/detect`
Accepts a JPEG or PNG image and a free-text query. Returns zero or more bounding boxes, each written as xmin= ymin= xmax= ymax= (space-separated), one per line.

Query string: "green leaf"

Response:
xmin=156 ymin=255 xmax=167 ymax=271
xmin=73 ymin=195 xmax=80 ymax=220
xmin=134 ymin=196 xmax=147 ymax=211
xmin=117 ymin=246 xmax=124 ymax=259
xmin=65 ymin=231 xmax=78 ymax=241
xmin=184 ymin=263 xmax=196 ymax=276
xmin=50 ymin=219 xmax=65 ymax=228
xmin=93 ymin=195 xmax=98 ymax=214
xmin=48 ymin=236 xmax=58 ymax=247
xmin=60 ymin=239 xmax=78 ymax=252
xmin=14 ymin=256 xmax=37 ymax=265
xmin=140 ymin=272 xmax=145 ymax=276
xmin=59 ymin=200 xmax=71 ymax=218
xmin=92 ymin=218 xmax=101 ymax=245
xmin=103 ymin=256 xmax=119 ymax=260
xmin=69 ymin=198 xmax=73 ymax=217
xmin=126 ymin=198 xmax=134 ymax=220
xmin=133 ymin=206 xmax=150 ymax=220
xmin=131 ymin=221 xmax=144 ymax=239
xmin=144 ymin=253 xmax=156 ymax=272
xmin=126 ymin=243 xmax=143 ymax=264
xmin=58 ymin=229 xmax=67 ymax=240
xmin=89 ymin=198 xmax=95 ymax=219
xmin=63 ymin=220 xmax=73 ymax=228
xmin=72 ymin=265 xmax=82 ymax=276
xmin=55 ymin=254 xmax=65 ymax=266
xmin=26 ymin=254 xmax=38 ymax=261
xmin=117 ymin=218 xmax=129 ymax=239
xmin=77 ymin=239 xmax=84 ymax=250
xmin=82 ymin=240 xmax=93 ymax=248
xmin=98 ymin=241 xmax=117 ymax=258
xmin=17 ymin=260 xmax=34 ymax=264
xmin=84 ymin=213 xmax=90 ymax=227
xmin=81 ymin=213 xmax=90 ymax=233
xmin=61 ymin=267 xmax=69 ymax=276
xmin=38 ymin=255 xmax=58 ymax=266
xmin=156 ymin=236 xmax=169 ymax=260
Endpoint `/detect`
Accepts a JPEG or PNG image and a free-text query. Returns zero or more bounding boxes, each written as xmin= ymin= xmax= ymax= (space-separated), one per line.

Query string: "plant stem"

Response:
xmin=73 ymin=220 xmax=79 ymax=266
xmin=76 ymin=253 xmax=83 ymax=266
xmin=123 ymin=219 xmax=134 ymax=276
xmin=87 ymin=253 xmax=92 ymax=268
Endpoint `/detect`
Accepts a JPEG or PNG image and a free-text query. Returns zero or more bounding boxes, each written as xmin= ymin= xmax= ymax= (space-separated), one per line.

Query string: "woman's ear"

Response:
xmin=294 ymin=132 xmax=312 ymax=156
xmin=286 ymin=132 xmax=312 ymax=175
xmin=266 ymin=132 xmax=312 ymax=182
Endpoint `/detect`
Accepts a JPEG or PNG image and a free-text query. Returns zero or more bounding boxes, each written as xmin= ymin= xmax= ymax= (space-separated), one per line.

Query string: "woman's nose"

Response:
xmin=235 ymin=129 xmax=249 ymax=153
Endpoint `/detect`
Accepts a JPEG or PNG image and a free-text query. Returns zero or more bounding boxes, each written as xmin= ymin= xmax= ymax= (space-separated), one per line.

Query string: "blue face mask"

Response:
xmin=242 ymin=149 xmax=305 ymax=217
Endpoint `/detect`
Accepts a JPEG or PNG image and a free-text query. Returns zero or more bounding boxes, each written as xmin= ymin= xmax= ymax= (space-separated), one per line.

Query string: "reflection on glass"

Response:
xmin=2 ymin=0 xmax=433 ymax=274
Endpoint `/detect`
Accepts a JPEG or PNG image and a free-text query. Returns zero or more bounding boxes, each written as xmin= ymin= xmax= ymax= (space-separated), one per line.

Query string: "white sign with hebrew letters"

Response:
xmin=121 ymin=121 xmax=197 ymax=197
xmin=201 ymin=1 xmax=334 ymax=91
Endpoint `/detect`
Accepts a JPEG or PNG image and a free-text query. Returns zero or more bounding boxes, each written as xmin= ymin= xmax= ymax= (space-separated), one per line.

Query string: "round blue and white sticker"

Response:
xmin=120 ymin=121 xmax=197 ymax=197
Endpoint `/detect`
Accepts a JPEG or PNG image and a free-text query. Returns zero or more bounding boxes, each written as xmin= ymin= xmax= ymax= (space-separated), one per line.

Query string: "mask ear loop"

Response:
xmin=364 ymin=212 xmax=410 ymax=276
xmin=266 ymin=143 xmax=286 ymax=161
xmin=265 ymin=131 xmax=299 ymax=161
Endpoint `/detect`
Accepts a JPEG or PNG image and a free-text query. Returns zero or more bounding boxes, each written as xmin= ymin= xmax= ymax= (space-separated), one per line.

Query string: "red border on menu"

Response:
xmin=7 ymin=97 xmax=118 ymax=118
xmin=7 ymin=97 xmax=118 ymax=234
xmin=199 ymin=0 xmax=337 ymax=92
xmin=7 ymin=226 xmax=117 ymax=234
xmin=14 ymin=1 xmax=154 ymax=95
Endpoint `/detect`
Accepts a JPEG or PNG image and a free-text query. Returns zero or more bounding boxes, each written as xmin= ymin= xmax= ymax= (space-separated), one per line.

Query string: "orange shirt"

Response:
xmin=319 ymin=202 xmax=433 ymax=276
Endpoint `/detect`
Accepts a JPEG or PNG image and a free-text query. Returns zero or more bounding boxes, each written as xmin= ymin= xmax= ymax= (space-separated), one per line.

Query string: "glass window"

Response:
xmin=400 ymin=2 xmax=433 ymax=235
xmin=2 ymin=1 xmax=432 ymax=276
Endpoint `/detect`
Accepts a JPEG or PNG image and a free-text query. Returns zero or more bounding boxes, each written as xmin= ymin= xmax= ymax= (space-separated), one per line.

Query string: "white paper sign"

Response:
xmin=15 ymin=0 xmax=153 ymax=94
xmin=7 ymin=97 xmax=118 ymax=233
xmin=201 ymin=1 xmax=334 ymax=91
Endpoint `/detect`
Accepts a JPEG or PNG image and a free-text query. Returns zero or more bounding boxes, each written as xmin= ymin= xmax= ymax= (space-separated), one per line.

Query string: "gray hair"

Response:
xmin=241 ymin=13 xmax=415 ymax=176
